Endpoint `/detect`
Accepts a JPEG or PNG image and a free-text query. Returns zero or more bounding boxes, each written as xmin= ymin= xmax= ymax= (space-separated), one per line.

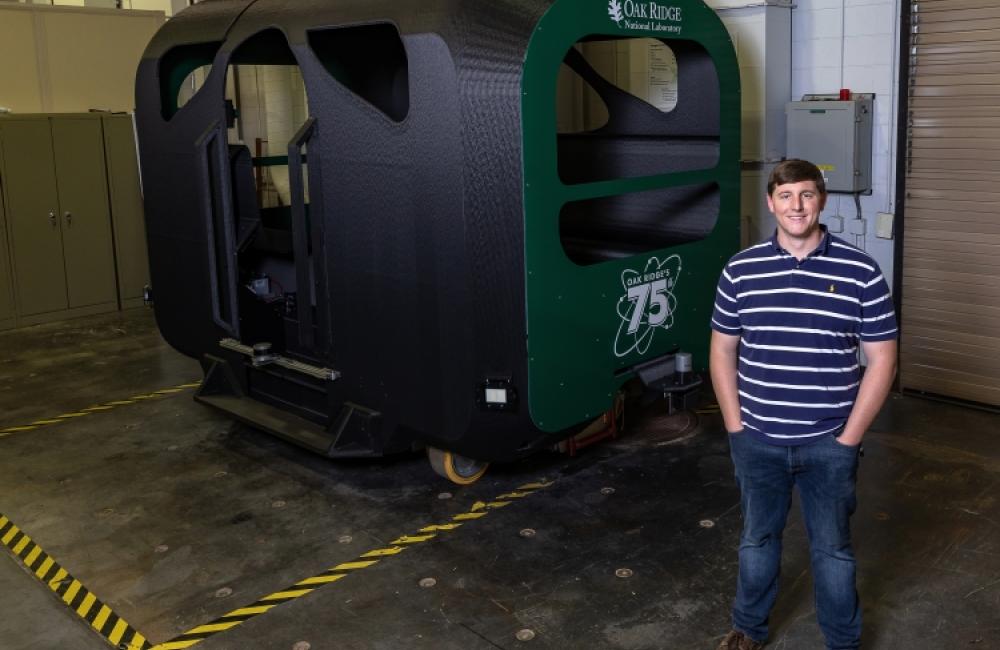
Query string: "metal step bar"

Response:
xmin=219 ymin=338 xmax=340 ymax=381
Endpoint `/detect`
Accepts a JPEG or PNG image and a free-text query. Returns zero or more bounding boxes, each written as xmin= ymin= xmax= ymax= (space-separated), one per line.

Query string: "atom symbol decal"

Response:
xmin=614 ymin=255 xmax=682 ymax=358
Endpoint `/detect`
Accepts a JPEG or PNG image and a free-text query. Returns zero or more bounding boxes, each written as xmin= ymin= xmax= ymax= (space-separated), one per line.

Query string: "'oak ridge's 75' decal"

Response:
xmin=614 ymin=255 xmax=682 ymax=358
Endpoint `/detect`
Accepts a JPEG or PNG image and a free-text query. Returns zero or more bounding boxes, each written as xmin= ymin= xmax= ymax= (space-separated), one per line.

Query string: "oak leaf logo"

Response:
xmin=608 ymin=0 xmax=624 ymax=25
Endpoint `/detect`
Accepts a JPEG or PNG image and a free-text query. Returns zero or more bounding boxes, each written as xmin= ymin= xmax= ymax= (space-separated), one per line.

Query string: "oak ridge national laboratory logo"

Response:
xmin=614 ymin=255 xmax=682 ymax=358
xmin=607 ymin=0 xmax=683 ymax=33
xmin=608 ymin=0 xmax=625 ymax=25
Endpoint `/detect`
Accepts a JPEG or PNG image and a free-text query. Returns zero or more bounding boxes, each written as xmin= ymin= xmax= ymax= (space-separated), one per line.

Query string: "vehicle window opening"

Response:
xmin=555 ymin=36 xmax=722 ymax=264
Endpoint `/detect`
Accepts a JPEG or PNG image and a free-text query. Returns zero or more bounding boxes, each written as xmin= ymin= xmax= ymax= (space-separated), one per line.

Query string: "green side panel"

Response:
xmin=522 ymin=0 xmax=741 ymax=431
xmin=253 ymin=155 xmax=293 ymax=167
xmin=160 ymin=42 xmax=221 ymax=120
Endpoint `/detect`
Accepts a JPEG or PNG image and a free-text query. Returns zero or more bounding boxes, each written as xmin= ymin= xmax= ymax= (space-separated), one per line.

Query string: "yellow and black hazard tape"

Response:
xmin=0 ymin=381 xmax=201 ymax=440
xmin=152 ymin=481 xmax=553 ymax=650
xmin=0 ymin=513 xmax=151 ymax=650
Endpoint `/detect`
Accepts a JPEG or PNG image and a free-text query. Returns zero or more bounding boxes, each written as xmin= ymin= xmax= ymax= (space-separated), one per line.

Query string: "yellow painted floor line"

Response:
xmin=0 ymin=381 xmax=202 ymax=440
xmin=0 ymin=374 xmax=554 ymax=650
xmin=152 ymin=480 xmax=553 ymax=650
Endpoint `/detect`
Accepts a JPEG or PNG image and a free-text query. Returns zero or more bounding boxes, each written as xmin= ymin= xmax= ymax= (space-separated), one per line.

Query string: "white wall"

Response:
xmin=0 ymin=4 xmax=165 ymax=113
xmin=710 ymin=0 xmax=900 ymax=284
xmin=127 ymin=0 xmax=174 ymax=14
xmin=708 ymin=1 xmax=792 ymax=250
xmin=792 ymin=0 xmax=900 ymax=285
xmin=3 ymin=0 xmax=173 ymax=11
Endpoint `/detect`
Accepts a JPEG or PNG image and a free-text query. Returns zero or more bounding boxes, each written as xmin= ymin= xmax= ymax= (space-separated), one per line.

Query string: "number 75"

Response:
xmin=626 ymin=279 xmax=669 ymax=334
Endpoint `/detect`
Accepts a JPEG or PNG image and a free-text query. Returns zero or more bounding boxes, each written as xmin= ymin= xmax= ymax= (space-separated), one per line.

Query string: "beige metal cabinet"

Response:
xmin=0 ymin=115 xmax=118 ymax=325
xmin=51 ymin=117 xmax=119 ymax=311
xmin=0 ymin=181 xmax=14 ymax=330
xmin=102 ymin=114 xmax=150 ymax=310
xmin=1 ymin=118 xmax=67 ymax=317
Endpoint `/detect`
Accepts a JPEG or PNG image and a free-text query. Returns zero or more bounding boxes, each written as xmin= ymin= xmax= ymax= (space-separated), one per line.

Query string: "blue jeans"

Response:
xmin=728 ymin=431 xmax=862 ymax=649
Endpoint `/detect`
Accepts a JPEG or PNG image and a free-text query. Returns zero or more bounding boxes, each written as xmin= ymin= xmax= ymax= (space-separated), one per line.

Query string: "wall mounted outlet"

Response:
xmin=875 ymin=212 xmax=894 ymax=239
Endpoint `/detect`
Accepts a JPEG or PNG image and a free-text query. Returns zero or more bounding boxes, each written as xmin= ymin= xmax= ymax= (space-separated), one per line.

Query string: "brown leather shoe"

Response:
xmin=717 ymin=629 xmax=765 ymax=650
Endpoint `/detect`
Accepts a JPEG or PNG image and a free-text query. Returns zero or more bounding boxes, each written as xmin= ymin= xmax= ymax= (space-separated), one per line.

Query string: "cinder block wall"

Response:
xmin=792 ymin=0 xmax=900 ymax=287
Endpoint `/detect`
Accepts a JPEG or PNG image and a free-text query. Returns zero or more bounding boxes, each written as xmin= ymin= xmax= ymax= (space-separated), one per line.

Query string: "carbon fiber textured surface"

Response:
xmin=136 ymin=0 xmax=557 ymax=460
xmin=135 ymin=0 xmax=739 ymax=461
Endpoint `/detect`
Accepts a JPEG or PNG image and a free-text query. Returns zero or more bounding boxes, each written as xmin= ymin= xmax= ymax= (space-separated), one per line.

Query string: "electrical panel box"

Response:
xmin=785 ymin=97 xmax=873 ymax=193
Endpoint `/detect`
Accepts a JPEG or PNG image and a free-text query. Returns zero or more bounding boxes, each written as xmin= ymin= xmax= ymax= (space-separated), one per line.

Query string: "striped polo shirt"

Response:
xmin=711 ymin=227 xmax=898 ymax=445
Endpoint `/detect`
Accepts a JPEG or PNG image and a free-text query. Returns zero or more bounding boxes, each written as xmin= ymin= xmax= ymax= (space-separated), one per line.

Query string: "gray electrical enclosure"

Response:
xmin=786 ymin=97 xmax=873 ymax=193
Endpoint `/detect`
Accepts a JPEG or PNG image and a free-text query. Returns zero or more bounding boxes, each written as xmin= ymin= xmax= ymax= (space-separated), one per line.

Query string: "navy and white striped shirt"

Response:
xmin=711 ymin=228 xmax=898 ymax=445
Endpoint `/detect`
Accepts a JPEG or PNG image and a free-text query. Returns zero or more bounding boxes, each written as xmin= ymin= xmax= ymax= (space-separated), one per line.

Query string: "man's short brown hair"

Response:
xmin=768 ymin=159 xmax=826 ymax=196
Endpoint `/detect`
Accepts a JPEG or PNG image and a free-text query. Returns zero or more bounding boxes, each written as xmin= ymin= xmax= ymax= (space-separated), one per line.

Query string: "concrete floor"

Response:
xmin=0 ymin=310 xmax=997 ymax=650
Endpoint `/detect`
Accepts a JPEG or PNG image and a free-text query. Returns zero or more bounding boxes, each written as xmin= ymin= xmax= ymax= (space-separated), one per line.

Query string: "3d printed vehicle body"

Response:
xmin=134 ymin=0 xmax=740 ymax=479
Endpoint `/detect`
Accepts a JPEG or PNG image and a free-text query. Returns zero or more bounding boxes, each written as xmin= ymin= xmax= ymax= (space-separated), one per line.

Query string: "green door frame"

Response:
xmin=521 ymin=0 xmax=741 ymax=431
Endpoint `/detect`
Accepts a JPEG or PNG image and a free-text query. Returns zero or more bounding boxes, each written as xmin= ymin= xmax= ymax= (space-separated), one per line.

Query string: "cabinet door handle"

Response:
xmin=49 ymin=211 xmax=57 ymax=228
xmin=64 ymin=211 xmax=72 ymax=227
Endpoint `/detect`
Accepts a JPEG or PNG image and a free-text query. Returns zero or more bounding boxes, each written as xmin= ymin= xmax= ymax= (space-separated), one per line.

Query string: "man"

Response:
xmin=710 ymin=159 xmax=897 ymax=650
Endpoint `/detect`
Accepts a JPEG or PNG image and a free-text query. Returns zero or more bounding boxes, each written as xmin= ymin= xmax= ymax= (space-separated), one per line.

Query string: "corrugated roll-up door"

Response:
xmin=902 ymin=0 xmax=1000 ymax=405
